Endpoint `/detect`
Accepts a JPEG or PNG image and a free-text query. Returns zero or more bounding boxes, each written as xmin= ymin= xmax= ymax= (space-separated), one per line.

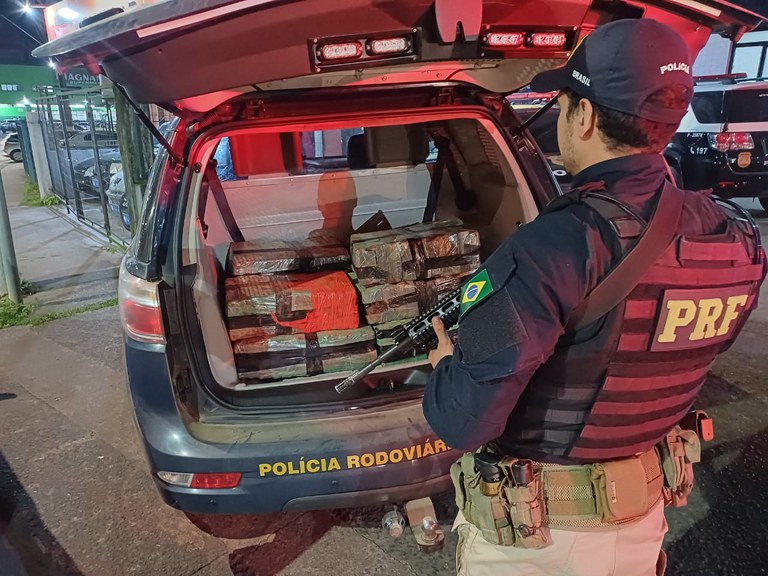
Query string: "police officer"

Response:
xmin=424 ymin=19 xmax=765 ymax=576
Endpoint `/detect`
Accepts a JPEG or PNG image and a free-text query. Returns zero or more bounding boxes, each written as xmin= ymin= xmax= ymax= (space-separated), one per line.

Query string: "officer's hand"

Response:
xmin=429 ymin=317 xmax=454 ymax=368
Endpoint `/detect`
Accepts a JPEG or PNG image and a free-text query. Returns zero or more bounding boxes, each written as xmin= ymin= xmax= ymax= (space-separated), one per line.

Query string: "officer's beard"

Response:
xmin=560 ymin=124 xmax=579 ymax=176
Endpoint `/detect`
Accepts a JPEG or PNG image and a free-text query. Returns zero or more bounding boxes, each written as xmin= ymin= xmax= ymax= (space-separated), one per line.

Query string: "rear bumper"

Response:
xmin=682 ymin=154 xmax=768 ymax=197
xmin=155 ymin=469 xmax=453 ymax=514
xmin=124 ymin=339 xmax=456 ymax=514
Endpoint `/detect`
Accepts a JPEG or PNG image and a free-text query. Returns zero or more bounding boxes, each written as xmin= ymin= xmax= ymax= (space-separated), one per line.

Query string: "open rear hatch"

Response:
xmin=35 ymin=0 xmax=765 ymax=115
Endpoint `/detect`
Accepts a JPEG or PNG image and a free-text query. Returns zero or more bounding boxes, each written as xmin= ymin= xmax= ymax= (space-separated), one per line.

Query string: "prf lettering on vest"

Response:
xmin=652 ymin=287 xmax=752 ymax=351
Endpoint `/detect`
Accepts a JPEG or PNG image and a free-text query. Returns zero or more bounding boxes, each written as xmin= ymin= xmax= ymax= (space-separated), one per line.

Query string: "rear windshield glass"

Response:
xmin=203 ymin=120 xmax=505 ymax=245
xmin=691 ymin=91 xmax=724 ymax=124
xmin=725 ymin=89 xmax=768 ymax=123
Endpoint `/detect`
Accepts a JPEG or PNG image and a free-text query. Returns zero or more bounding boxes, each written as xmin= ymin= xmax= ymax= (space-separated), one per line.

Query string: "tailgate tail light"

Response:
xmin=708 ymin=132 xmax=755 ymax=152
xmin=119 ymin=263 xmax=165 ymax=344
xmin=157 ymin=471 xmax=242 ymax=489
xmin=483 ymin=30 xmax=568 ymax=50
xmin=368 ymin=37 xmax=410 ymax=55
xmin=530 ymin=32 xmax=567 ymax=48
xmin=484 ymin=32 xmax=525 ymax=48
xmin=317 ymin=41 xmax=363 ymax=61
xmin=731 ymin=132 xmax=755 ymax=150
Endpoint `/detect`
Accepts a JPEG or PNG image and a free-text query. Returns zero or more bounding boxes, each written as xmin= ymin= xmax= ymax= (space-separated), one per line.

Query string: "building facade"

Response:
xmin=0 ymin=64 xmax=56 ymax=119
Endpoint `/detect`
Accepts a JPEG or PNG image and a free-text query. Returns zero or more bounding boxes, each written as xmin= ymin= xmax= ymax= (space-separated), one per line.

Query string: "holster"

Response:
xmin=657 ymin=425 xmax=701 ymax=507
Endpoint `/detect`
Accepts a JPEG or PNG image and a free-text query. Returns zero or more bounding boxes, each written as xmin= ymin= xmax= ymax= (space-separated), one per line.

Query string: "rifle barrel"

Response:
xmin=335 ymin=336 xmax=413 ymax=394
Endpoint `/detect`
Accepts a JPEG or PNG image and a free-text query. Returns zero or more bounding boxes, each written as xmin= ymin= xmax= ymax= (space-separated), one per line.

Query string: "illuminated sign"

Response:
xmin=59 ymin=68 xmax=100 ymax=89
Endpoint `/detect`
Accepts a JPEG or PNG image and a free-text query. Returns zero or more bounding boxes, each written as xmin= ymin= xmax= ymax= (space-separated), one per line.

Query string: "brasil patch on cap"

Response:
xmin=461 ymin=269 xmax=493 ymax=315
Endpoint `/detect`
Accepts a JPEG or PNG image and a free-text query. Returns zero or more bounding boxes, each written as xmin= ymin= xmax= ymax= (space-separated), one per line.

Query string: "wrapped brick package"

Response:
xmin=228 ymin=237 xmax=350 ymax=276
xmin=233 ymin=327 xmax=377 ymax=380
xmin=357 ymin=275 xmax=467 ymax=325
xmin=350 ymin=219 xmax=480 ymax=286
xmin=225 ymin=272 xmax=359 ymax=341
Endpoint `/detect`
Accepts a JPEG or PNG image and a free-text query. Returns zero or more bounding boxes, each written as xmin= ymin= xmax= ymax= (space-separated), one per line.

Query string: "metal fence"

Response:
xmin=36 ymin=87 xmax=133 ymax=246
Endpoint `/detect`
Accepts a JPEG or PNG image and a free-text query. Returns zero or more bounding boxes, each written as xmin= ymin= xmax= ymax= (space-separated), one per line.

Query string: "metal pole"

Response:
xmin=0 ymin=171 xmax=22 ymax=304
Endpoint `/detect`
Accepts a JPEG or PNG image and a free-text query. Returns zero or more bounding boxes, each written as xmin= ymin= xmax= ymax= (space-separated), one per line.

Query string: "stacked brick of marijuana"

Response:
xmin=350 ymin=219 xmax=480 ymax=358
xmin=225 ymin=238 xmax=375 ymax=380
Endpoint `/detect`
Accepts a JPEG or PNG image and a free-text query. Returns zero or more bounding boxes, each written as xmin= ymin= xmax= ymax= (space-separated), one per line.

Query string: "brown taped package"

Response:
xmin=350 ymin=219 xmax=480 ymax=286
xmin=233 ymin=327 xmax=377 ymax=380
xmin=357 ymin=275 xmax=467 ymax=325
xmin=228 ymin=237 xmax=350 ymax=276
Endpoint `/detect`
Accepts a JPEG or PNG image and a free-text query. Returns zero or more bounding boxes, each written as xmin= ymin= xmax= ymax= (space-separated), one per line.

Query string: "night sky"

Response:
xmin=0 ymin=0 xmax=766 ymax=67
xmin=0 ymin=0 xmax=51 ymax=65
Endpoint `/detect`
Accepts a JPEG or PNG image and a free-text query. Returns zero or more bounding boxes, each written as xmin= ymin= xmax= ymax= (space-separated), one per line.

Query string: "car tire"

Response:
xmin=759 ymin=198 xmax=768 ymax=213
xmin=119 ymin=193 xmax=132 ymax=231
xmin=10 ymin=150 xmax=22 ymax=163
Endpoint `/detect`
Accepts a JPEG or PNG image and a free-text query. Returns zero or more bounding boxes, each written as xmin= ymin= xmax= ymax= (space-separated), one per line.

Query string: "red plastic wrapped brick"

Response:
xmin=225 ymin=272 xmax=359 ymax=340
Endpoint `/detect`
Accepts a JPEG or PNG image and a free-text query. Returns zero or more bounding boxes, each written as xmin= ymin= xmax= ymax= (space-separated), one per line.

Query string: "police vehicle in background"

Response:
xmin=33 ymin=0 xmax=764 ymax=515
xmin=665 ymin=74 xmax=768 ymax=210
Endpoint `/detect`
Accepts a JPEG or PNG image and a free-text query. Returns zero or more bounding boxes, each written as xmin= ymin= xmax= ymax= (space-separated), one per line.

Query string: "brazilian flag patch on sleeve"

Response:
xmin=460 ymin=269 xmax=494 ymax=316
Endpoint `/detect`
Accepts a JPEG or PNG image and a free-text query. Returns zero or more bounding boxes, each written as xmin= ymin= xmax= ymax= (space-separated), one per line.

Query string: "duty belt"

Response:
xmin=538 ymin=449 xmax=664 ymax=530
xmin=452 ymin=426 xmax=703 ymax=548
xmin=451 ymin=448 xmax=667 ymax=548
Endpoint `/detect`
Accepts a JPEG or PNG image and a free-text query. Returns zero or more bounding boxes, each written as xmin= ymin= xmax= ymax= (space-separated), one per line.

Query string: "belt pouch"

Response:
xmin=590 ymin=457 xmax=649 ymax=522
xmin=659 ymin=427 xmax=700 ymax=507
xmin=502 ymin=475 xmax=550 ymax=549
xmin=450 ymin=454 xmax=516 ymax=546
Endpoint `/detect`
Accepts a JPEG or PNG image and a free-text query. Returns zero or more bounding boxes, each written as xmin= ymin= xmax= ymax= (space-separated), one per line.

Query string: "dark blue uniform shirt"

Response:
xmin=423 ymin=154 xmax=728 ymax=452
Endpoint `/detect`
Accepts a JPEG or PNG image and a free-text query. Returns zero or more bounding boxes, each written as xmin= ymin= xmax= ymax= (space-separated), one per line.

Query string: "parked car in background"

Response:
xmin=3 ymin=133 xmax=22 ymax=163
xmin=665 ymin=75 xmax=768 ymax=210
xmin=106 ymin=170 xmax=132 ymax=230
xmin=106 ymin=169 xmax=125 ymax=212
xmin=73 ymin=150 xmax=122 ymax=201
xmin=0 ymin=120 xmax=19 ymax=134
xmin=66 ymin=131 xmax=119 ymax=150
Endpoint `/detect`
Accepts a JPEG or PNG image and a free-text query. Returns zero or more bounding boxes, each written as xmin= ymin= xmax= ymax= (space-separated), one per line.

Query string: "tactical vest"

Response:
xmin=496 ymin=183 xmax=766 ymax=464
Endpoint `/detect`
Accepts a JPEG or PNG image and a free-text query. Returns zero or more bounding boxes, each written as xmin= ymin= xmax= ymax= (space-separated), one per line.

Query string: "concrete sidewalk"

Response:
xmin=0 ymin=161 xmax=123 ymax=319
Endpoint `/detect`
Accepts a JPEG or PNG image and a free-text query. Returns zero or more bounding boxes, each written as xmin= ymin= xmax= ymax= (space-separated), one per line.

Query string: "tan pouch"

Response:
xmin=451 ymin=454 xmax=516 ymax=546
xmin=503 ymin=481 xmax=550 ymax=549
xmin=590 ymin=457 xmax=648 ymax=523
xmin=659 ymin=427 xmax=700 ymax=507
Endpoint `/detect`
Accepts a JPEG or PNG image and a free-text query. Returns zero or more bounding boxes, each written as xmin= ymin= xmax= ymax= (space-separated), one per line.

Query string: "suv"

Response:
xmin=34 ymin=0 xmax=762 ymax=515
xmin=665 ymin=75 xmax=768 ymax=209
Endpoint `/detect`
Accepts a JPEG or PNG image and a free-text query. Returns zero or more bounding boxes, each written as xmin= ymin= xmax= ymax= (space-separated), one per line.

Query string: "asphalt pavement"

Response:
xmin=0 ymin=157 xmax=766 ymax=575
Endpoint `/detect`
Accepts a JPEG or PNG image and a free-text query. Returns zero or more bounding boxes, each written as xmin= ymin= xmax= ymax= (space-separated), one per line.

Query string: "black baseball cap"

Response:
xmin=530 ymin=19 xmax=693 ymax=123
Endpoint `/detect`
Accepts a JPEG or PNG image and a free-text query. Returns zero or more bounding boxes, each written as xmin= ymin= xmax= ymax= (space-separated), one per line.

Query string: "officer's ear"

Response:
xmin=575 ymin=98 xmax=598 ymax=141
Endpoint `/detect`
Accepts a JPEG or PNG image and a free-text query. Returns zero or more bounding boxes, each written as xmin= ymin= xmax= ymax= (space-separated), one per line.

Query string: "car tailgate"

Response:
xmin=33 ymin=0 xmax=764 ymax=113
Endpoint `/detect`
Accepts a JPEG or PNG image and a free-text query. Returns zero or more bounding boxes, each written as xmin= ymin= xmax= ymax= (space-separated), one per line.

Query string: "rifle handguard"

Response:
xmin=334 ymin=288 xmax=463 ymax=394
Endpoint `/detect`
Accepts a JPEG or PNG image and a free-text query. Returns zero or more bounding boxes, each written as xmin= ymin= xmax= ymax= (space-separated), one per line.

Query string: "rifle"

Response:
xmin=335 ymin=288 xmax=462 ymax=394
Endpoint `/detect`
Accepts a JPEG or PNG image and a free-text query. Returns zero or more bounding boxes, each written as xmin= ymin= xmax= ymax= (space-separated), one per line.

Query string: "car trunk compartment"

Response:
xmin=176 ymin=92 xmax=541 ymax=406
